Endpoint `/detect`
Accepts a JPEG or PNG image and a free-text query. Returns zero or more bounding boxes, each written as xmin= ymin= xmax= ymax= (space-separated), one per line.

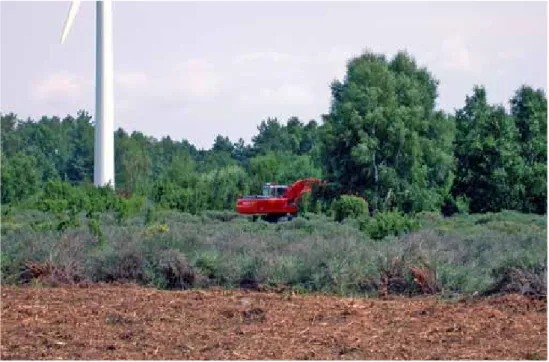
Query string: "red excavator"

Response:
xmin=236 ymin=178 xmax=324 ymax=222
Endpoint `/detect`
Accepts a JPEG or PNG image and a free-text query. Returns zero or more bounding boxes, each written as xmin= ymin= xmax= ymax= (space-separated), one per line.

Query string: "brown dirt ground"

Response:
xmin=1 ymin=284 xmax=546 ymax=360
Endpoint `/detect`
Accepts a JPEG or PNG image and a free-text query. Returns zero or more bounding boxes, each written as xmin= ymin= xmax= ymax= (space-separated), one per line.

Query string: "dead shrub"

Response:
xmin=409 ymin=265 xmax=439 ymax=294
xmin=158 ymin=249 xmax=198 ymax=290
xmin=357 ymin=277 xmax=379 ymax=294
xmin=378 ymin=257 xmax=439 ymax=296
xmin=19 ymin=261 xmax=78 ymax=286
xmin=20 ymin=261 xmax=53 ymax=283
xmin=483 ymin=266 xmax=547 ymax=297
xmin=51 ymin=233 xmax=90 ymax=282
xmin=239 ymin=277 xmax=259 ymax=290
xmin=378 ymin=257 xmax=408 ymax=296
xmin=115 ymin=252 xmax=145 ymax=282
xmin=86 ymin=247 xmax=145 ymax=283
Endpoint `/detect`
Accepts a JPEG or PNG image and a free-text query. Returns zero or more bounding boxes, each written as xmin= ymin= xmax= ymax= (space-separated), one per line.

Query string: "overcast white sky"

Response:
xmin=1 ymin=1 xmax=547 ymax=149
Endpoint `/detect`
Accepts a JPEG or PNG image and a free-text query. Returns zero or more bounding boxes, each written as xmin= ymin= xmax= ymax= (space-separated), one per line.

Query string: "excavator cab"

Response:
xmin=262 ymin=183 xmax=288 ymax=198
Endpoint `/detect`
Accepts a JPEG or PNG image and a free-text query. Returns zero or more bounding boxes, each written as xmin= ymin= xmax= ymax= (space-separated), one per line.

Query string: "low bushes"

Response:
xmin=1 ymin=208 xmax=546 ymax=298
xmin=359 ymin=211 xmax=420 ymax=240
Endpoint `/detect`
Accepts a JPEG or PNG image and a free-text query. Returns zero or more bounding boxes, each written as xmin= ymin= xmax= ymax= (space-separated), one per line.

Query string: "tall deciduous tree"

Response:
xmin=322 ymin=51 xmax=455 ymax=213
xmin=116 ymin=132 xmax=151 ymax=194
xmin=510 ymin=86 xmax=547 ymax=213
xmin=1 ymin=152 xmax=41 ymax=204
xmin=453 ymin=86 xmax=525 ymax=213
xmin=65 ymin=111 xmax=94 ymax=183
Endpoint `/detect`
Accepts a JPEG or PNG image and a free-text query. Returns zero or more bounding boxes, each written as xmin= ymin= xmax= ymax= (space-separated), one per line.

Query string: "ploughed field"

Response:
xmin=1 ymin=285 xmax=546 ymax=360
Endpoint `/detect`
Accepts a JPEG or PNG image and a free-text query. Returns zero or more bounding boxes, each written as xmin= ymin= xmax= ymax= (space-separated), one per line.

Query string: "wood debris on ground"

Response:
xmin=1 ymin=284 xmax=546 ymax=360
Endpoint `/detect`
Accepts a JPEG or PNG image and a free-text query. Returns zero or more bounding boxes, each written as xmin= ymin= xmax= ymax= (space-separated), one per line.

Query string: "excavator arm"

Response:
xmin=284 ymin=178 xmax=325 ymax=204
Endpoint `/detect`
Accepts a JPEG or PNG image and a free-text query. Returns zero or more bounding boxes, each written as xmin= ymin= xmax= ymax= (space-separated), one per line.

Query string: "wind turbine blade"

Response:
xmin=60 ymin=0 xmax=82 ymax=44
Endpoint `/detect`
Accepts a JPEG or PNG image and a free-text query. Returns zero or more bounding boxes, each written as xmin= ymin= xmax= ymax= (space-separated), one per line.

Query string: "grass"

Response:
xmin=1 ymin=208 xmax=546 ymax=297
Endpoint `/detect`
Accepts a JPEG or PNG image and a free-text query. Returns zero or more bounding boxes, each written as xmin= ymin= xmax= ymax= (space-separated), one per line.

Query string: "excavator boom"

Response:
xmin=284 ymin=178 xmax=325 ymax=202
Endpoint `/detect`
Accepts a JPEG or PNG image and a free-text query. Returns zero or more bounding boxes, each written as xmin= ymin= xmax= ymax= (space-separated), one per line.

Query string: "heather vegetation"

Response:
xmin=1 ymin=50 xmax=546 ymax=297
xmin=1 ymin=209 xmax=546 ymax=297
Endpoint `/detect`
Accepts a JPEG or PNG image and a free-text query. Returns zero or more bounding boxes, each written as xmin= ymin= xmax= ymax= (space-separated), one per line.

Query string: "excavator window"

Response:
xmin=262 ymin=184 xmax=288 ymax=198
xmin=274 ymin=186 xmax=288 ymax=197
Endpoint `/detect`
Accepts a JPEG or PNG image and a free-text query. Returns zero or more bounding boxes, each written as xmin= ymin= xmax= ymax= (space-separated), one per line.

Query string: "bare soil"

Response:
xmin=1 ymin=284 xmax=546 ymax=360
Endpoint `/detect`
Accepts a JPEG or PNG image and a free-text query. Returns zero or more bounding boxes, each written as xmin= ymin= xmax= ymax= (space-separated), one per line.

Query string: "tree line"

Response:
xmin=1 ymin=50 xmax=546 ymax=215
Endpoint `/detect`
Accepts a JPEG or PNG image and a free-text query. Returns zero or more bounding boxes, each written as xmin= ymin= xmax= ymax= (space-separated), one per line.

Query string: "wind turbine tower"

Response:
xmin=61 ymin=0 xmax=115 ymax=188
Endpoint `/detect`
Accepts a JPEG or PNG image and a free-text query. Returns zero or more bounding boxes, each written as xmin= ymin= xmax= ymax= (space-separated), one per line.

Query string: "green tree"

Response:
xmin=232 ymin=138 xmax=253 ymax=166
xmin=510 ymin=86 xmax=547 ymax=214
xmin=202 ymin=165 xmax=249 ymax=210
xmin=1 ymin=152 xmax=42 ymax=204
xmin=212 ymin=135 xmax=234 ymax=153
xmin=453 ymin=86 xmax=525 ymax=213
xmin=0 ymin=113 xmax=20 ymax=158
xmin=322 ymin=50 xmax=455 ymax=213
xmin=246 ymin=152 xmax=283 ymax=192
xmin=252 ymin=118 xmax=286 ymax=154
xmin=65 ymin=111 xmax=94 ymax=183
xmin=116 ymin=131 xmax=151 ymax=194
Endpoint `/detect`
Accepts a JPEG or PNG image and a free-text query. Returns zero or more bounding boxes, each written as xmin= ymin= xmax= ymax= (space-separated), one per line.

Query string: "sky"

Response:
xmin=1 ymin=1 xmax=547 ymax=150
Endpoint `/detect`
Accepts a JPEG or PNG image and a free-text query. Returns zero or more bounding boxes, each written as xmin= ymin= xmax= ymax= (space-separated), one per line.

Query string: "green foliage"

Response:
xmin=322 ymin=51 xmax=455 ymax=214
xmin=441 ymin=194 xmax=470 ymax=216
xmin=144 ymin=207 xmax=156 ymax=225
xmin=56 ymin=206 xmax=80 ymax=232
xmin=359 ymin=211 xmax=420 ymax=240
xmin=1 ymin=152 xmax=42 ymax=204
xmin=1 ymin=208 xmax=546 ymax=296
xmin=193 ymin=249 xmax=221 ymax=279
xmin=88 ymin=213 xmax=105 ymax=246
xmin=296 ymin=191 xmax=313 ymax=214
xmin=114 ymin=199 xmax=130 ymax=225
xmin=252 ymin=117 xmax=320 ymax=157
xmin=0 ymin=49 xmax=547 ymax=300
xmin=332 ymin=195 xmax=368 ymax=222
xmin=452 ymin=86 xmax=527 ymax=213
xmin=40 ymin=199 xmax=69 ymax=214
xmin=0 ymin=50 xmax=546 ymax=219
xmin=510 ymin=86 xmax=547 ymax=214
xmin=455 ymin=196 xmax=470 ymax=214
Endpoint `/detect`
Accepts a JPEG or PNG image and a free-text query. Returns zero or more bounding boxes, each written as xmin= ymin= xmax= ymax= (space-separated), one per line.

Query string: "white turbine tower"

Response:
xmin=61 ymin=0 xmax=115 ymax=188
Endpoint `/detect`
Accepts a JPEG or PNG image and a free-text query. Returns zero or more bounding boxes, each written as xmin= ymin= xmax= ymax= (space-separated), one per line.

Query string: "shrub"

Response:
xmin=40 ymin=199 xmax=69 ymax=214
xmin=483 ymin=264 xmax=547 ymax=296
xmin=87 ymin=212 xmax=105 ymax=245
xmin=201 ymin=210 xmax=240 ymax=222
xmin=415 ymin=211 xmax=442 ymax=228
xmin=360 ymin=211 xmax=420 ymax=240
xmin=157 ymin=249 xmax=200 ymax=290
xmin=56 ymin=208 xmax=80 ymax=232
xmin=442 ymin=195 xmax=470 ymax=216
xmin=296 ymin=191 xmax=322 ymax=215
xmin=86 ymin=245 xmax=145 ymax=283
xmin=332 ymin=195 xmax=368 ymax=222
xmin=238 ymin=254 xmax=265 ymax=289
xmin=114 ymin=199 xmax=129 ymax=225
xmin=144 ymin=207 xmax=156 ymax=225
xmin=142 ymin=223 xmax=169 ymax=237
xmin=296 ymin=191 xmax=311 ymax=214
xmin=193 ymin=249 xmax=221 ymax=279
xmin=1 ymin=207 xmax=545 ymax=298
xmin=377 ymin=257 xmax=438 ymax=296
